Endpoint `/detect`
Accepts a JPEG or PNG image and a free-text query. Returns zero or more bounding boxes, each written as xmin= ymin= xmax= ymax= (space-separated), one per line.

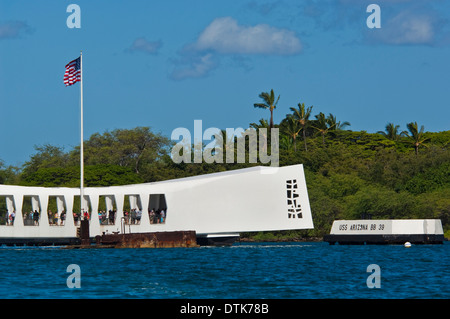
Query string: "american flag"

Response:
xmin=64 ymin=57 xmax=81 ymax=86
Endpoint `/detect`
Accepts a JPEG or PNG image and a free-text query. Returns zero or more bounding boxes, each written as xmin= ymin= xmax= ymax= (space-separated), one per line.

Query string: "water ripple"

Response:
xmin=0 ymin=242 xmax=448 ymax=298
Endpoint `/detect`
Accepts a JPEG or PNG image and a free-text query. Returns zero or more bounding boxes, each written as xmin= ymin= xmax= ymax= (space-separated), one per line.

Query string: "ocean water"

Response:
xmin=0 ymin=241 xmax=448 ymax=299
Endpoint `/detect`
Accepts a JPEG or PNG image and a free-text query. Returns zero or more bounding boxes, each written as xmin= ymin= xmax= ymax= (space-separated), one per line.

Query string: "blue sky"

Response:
xmin=1 ymin=0 xmax=449 ymax=166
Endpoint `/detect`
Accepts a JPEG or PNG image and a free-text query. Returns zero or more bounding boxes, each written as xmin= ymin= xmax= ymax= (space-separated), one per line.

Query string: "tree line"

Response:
xmin=0 ymin=88 xmax=449 ymax=238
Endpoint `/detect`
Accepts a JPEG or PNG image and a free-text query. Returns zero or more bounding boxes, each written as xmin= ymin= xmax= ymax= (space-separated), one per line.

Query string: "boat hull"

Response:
xmin=324 ymin=234 xmax=445 ymax=245
xmin=0 ymin=237 xmax=80 ymax=246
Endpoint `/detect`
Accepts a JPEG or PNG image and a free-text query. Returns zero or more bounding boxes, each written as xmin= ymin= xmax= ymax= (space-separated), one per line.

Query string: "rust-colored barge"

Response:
xmin=94 ymin=230 xmax=199 ymax=248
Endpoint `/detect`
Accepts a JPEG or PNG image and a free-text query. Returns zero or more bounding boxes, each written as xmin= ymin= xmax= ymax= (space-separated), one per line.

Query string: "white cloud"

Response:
xmin=127 ymin=37 xmax=162 ymax=54
xmin=170 ymin=16 xmax=302 ymax=80
xmin=0 ymin=21 xmax=32 ymax=39
xmin=193 ymin=17 xmax=302 ymax=55
xmin=170 ymin=53 xmax=217 ymax=81
xmin=301 ymin=1 xmax=448 ymax=47
xmin=369 ymin=10 xmax=438 ymax=45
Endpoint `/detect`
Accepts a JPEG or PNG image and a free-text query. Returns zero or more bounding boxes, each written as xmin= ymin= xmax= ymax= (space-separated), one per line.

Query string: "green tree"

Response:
xmin=253 ymin=89 xmax=280 ymax=129
xmin=249 ymin=118 xmax=270 ymax=130
xmin=403 ymin=122 xmax=430 ymax=155
xmin=79 ymin=127 xmax=171 ymax=174
xmin=346 ymin=185 xmax=416 ymax=219
xmin=0 ymin=160 xmax=20 ymax=185
xmin=20 ymin=165 xmax=142 ymax=187
xmin=280 ymin=116 xmax=301 ymax=151
xmin=249 ymin=118 xmax=270 ymax=154
xmin=327 ymin=113 xmax=350 ymax=131
xmin=279 ymin=134 xmax=294 ymax=151
xmin=377 ymin=122 xmax=403 ymax=141
xmin=289 ymin=102 xmax=313 ymax=151
xmin=312 ymin=112 xmax=335 ymax=146
xmin=21 ymin=144 xmax=71 ymax=181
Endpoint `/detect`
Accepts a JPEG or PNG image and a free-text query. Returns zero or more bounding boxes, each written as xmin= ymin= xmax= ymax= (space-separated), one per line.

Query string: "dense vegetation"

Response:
xmin=1 ymin=90 xmax=449 ymax=239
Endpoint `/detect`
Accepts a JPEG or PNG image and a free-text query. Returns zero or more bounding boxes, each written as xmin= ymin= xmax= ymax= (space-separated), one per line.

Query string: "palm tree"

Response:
xmin=249 ymin=118 xmax=270 ymax=130
xmin=327 ymin=113 xmax=351 ymax=131
xmin=280 ymin=116 xmax=301 ymax=151
xmin=377 ymin=123 xmax=403 ymax=141
xmin=218 ymin=129 xmax=236 ymax=163
xmin=403 ymin=122 xmax=430 ymax=155
xmin=253 ymin=89 xmax=280 ymax=129
xmin=289 ymin=102 xmax=313 ymax=151
xmin=250 ymin=118 xmax=270 ymax=154
xmin=312 ymin=112 xmax=335 ymax=146
xmin=279 ymin=134 xmax=294 ymax=151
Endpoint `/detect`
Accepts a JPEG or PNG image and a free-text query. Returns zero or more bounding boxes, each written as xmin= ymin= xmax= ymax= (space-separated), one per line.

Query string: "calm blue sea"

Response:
xmin=0 ymin=241 xmax=448 ymax=299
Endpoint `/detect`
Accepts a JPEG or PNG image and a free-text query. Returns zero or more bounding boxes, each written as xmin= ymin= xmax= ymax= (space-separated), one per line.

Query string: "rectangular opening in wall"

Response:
xmin=23 ymin=196 xmax=41 ymax=226
xmin=73 ymin=195 xmax=92 ymax=225
xmin=99 ymin=195 xmax=117 ymax=225
xmin=148 ymin=194 xmax=167 ymax=224
xmin=124 ymin=195 xmax=142 ymax=225
xmin=48 ymin=196 xmax=67 ymax=226
xmin=0 ymin=195 xmax=15 ymax=226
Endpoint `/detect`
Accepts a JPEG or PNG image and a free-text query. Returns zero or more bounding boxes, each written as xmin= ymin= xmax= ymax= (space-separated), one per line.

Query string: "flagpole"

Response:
xmin=80 ymin=51 xmax=84 ymax=217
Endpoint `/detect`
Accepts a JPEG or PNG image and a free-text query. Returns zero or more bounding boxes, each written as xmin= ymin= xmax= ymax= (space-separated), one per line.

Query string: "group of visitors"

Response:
xmin=3 ymin=210 xmax=67 ymax=226
xmin=149 ymin=208 xmax=166 ymax=224
xmin=2 ymin=207 xmax=167 ymax=226
xmin=48 ymin=210 xmax=66 ymax=226
xmin=73 ymin=211 xmax=90 ymax=225
xmin=98 ymin=210 xmax=116 ymax=225
xmin=4 ymin=211 xmax=15 ymax=225
xmin=93 ymin=208 xmax=167 ymax=225
xmin=23 ymin=210 xmax=41 ymax=225
xmin=123 ymin=208 xmax=142 ymax=225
